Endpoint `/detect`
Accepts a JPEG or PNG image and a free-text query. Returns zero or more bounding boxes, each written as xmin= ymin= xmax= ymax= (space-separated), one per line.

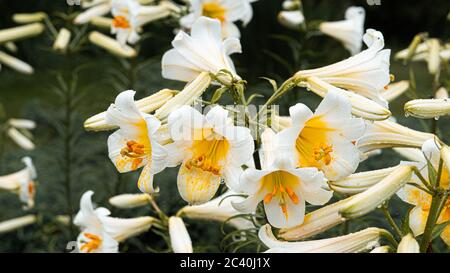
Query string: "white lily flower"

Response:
xmin=12 ymin=12 xmax=47 ymax=24
xmin=180 ymin=0 xmax=256 ymax=38
xmin=295 ymin=29 xmax=391 ymax=106
xmin=110 ymin=0 xmax=141 ymax=46
xmin=404 ymin=98 xmax=450 ymax=119
xmin=84 ymin=89 xmax=175 ymax=131
xmin=106 ymin=90 xmax=168 ymax=193
xmin=0 ymin=51 xmax=34 ymax=74
xmin=74 ymin=191 xmax=155 ymax=253
xmin=259 ymin=224 xmax=384 ymax=253
xmin=396 ymin=139 xmax=450 ymax=246
xmin=177 ymin=190 xmax=254 ymax=230
xmin=74 ymin=0 xmax=112 ymax=24
xmin=109 ymin=193 xmax=151 ymax=209
xmin=0 ymin=23 xmax=45 ymax=44
xmin=397 ymin=234 xmax=420 ymax=253
xmin=319 ymin=6 xmax=365 ymax=55
xmin=275 ymin=89 xmax=366 ymax=181
xmin=168 ymin=216 xmax=193 ymax=253
xmin=0 ymin=157 xmax=37 ymax=209
xmin=381 ymin=80 xmax=409 ymax=102
xmin=162 ymin=16 xmax=241 ymax=83
xmin=442 ymin=145 xmax=450 ymax=178
xmin=329 ymin=166 xmax=398 ymax=195
xmin=53 ymin=28 xmax=71 ymax=53
xmin=358 ymin=119 xmax=435 ymax=154
xmin=0 ymin=215 xmax=37 ymax=234
xmin=233 ymin=129 xmax=332 ymax=228
xmin=167 ymin=105 xmax=254 ymax=204
xmin=278 ymin=10 xmax=304 ymax=30
xmin=88 ymin=31 xmax=137 ymax=58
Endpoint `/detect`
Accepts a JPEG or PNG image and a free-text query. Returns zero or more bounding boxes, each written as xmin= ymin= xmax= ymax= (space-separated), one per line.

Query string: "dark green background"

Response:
xmin=0 ymin=0 xmax=449 ymax=252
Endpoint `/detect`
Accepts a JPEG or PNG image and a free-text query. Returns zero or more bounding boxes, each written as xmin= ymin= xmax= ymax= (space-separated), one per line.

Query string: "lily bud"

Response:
xmin=358 ymin=119 xmax=435 ymax=154
xmin=7 ymin=127 xmax=35 ymax=150
xmin=12 ymin=12 xmax=47 ymax=24
xmin=261 ymin=225 xmax=386 ymax=253
xmin=397 ymin=234 xmax=420 ymax=253
xmin=278 ymin=10 xmax=305 ymax=30
xmin=404 ymin=99 xmax=450 ymax=119
xmin=88 ymin=31 xmax=137 ymax=58
xmin=435 ymin=87 xmax=448 ymax=99
xmin=0 ymin=23 xmax=45 ymax=44
xmin=8 ymin=118 xmax=36 ymax=129
xmin=382 ymin=80 xmax=409 ymax=102
xmin=90 ymin=16 xmax=113 ymax=29
xmin=0 ymin=215 xmax=37 ymax=234
xmin=4 ymin=42 xmax=18 ymax=53
xmin=84 ymin=89 xmax=175 ymax=131
xmin=0 ymin=51 xmax=33 ymax=74
xmin=339 ymin=165 xmax=413 ymax=219
xmin=154 ymin=72 xmax=211 ymax=122
xmin=426 ymin=39 xmax=441 ymax=75
xmin=305 ymin=76 xmax=391 ymax=120
xmin=329 ymin=166 xmax=398 ymax=195
xmin=53 ymin=28 xmax=71 ymax=53
xmin=278 ymin=198 xmax=349 ymax=241
xmin=109 ymin=193 xmax=152 ymax=209
xmin=168 ymin=216 xmax=193 ymax=253
xmin=106 ymin=216 xmax=156 ymax=242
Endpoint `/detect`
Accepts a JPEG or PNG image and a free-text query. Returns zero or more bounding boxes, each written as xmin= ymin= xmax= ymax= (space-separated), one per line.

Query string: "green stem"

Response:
xmin=419 ymin=193 xmax=443 ymax=252
xmin=381 ymin=205 xmax=403 ymax=238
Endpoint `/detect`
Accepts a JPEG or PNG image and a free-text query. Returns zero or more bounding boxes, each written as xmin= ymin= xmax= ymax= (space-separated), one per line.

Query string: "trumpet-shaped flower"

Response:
xmin=110 ymin=0 xmax=141 ymax=45
xmin=167 ymin=105 xmax=254 ymax=204
xmin=0 ymin=157 xmax=37 ymax=209
xmin=276 ymin=89 xmax=366 ymax=181
xmin=177 ymin=190 xmax=254 ymax=230
xmin=233 ymin=129 xmax=332 ymax=228
xmin=259 ymin=224 xmax=384 ymax=253
xmin=106 ymin=90 xmax=168 ymax=193
xmin=168 ymin=216 xmax=193 ymax=253
xmin=74 ymin=191 xmax=155 ymax=253
xmin=180 ymin=0 xmax=256 ymax=38
xmin=162 ymin=16 xmax=241 ymax=83
xmin=295 ymin=29 xmax=391 ymax=107
xmin=396 ymin=139 xmax=450 ymax=245
xmin=319 ymin=6 xmax=365 ymax=55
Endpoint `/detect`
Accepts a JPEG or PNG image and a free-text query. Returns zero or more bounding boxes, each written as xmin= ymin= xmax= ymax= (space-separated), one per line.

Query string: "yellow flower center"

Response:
xmin=79 ymin=233 xmax=102 ymax=253
xmin=261 ymin=171 xmax=300 ymax=220
xmin=295 ymin=115 xmax=335 ymax=170
xmin=117 ymin=120 xmax=152 ymax=171
xmin=113 ymin=15 xmax=130 ymax=29
xmin=186 ymin=128 xmax=230 ymax=175
xmin=202 ymin=2 xmax=226 ymax=22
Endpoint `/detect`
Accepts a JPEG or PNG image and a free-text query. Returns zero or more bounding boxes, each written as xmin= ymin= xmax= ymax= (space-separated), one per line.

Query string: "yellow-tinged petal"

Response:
xmin=177 ymin=162 xmax=222 ymax=205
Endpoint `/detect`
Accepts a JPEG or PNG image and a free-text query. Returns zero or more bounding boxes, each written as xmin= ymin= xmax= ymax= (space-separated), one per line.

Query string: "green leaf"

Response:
xmin=211 ymin=87 xmax=228 ymax=104
xmin=432 ymin=221 xmax=450 ymax=240
xmin=260 ymin=77 xmax=278 ymax=93
xmin=246 ymin=94 xmax=264 ymax=104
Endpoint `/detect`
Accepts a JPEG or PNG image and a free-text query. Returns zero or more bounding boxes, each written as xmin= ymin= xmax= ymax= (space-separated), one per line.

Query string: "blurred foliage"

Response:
xmin=0 ymin=0 xmax=449 ymax=252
